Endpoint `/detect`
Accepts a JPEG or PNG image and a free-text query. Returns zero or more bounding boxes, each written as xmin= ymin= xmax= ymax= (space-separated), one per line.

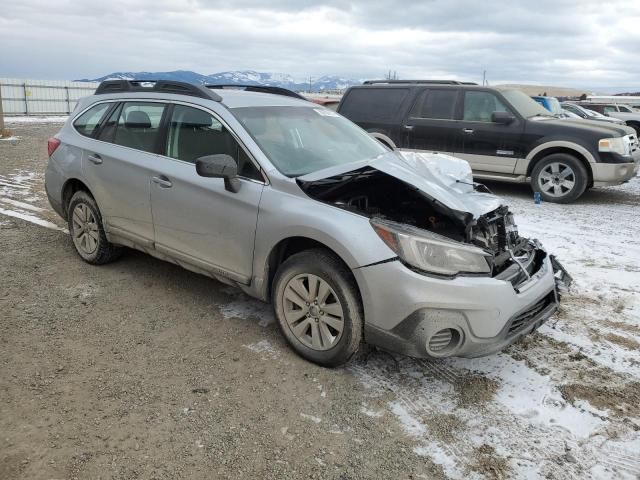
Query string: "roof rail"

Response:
xmin=362 ymin=79 xmax=478 ymax=86
xmin=94 ymin=80 xmax=222 ymax=101
xmin=206 ymin=84 xmax=307 ymax=100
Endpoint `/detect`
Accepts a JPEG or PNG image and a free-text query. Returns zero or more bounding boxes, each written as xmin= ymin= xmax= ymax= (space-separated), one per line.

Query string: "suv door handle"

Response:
xmin=152 ymin=175 xmax=173 ymax=188
xmin=462 ymin=128 xmax=474 ymax=134
xmin=88 ymin=154 xmax=102 ymax=165
xmin=403 ymin=125 xmax=414 ymax=131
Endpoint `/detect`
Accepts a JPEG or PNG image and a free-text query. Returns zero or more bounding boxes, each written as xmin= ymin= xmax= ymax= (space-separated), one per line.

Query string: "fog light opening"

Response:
xmin=427 ymin=328 xmax=462 ymax=356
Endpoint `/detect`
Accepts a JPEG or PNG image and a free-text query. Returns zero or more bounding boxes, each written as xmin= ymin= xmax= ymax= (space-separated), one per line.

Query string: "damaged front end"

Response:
xmin=298 ymin=151 xmax=572 ymax=291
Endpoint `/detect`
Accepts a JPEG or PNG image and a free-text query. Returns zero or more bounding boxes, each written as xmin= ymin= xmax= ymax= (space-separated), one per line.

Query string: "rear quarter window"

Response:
xmin=73 ymin=103 xmax=111 ymax=137
xmin=339 ymin=88 xmax=409 ymax=123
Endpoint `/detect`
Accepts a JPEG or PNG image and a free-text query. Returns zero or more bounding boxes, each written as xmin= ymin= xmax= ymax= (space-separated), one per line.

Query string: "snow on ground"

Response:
xmin=3 ymin=115 xmax=68 ymax=124
xmin=1 ymin=153 xmax=638 ymax=479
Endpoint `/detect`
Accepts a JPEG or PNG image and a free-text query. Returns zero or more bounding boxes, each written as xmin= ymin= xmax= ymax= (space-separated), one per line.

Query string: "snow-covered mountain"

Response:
xmin=79 ymin=70 xmax=361 ymax=91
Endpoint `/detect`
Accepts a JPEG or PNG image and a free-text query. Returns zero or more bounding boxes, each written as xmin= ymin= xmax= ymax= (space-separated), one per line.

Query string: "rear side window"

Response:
xmin=112 ymin=102 xmax=166 ymax=153
xmin=339 ymin=88 xmax=409 ymax=122
xmin=73 ymin=103 xmax=111 ymax=137
xmin=409 ymin=90 xmax=458 ymax=120
xmin=166 ymin=105 xmax=262 ymax=180
xmin=603 ymin=106 xmax=617 ymax=114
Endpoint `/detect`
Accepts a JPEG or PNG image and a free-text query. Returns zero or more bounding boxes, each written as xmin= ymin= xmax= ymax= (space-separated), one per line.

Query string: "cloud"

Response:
xmin=1 ymin=0 xmax=639 ymax=89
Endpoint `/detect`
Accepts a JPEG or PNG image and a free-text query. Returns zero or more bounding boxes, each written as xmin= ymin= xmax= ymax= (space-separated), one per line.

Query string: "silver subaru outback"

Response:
xmin=45 ymin=80 xmax=570 ymax=367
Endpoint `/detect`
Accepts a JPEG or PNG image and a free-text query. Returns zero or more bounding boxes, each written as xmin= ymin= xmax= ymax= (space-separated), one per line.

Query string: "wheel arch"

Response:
xmin=61 ymin=178 xmax=96 ymax=216
xmin=526 ymin=143 xmax=594 ymax=186
xmin=367 ymin=131 xmax=397 ymax=150
xmin=262 ymin=236 xmax=362 ymax=305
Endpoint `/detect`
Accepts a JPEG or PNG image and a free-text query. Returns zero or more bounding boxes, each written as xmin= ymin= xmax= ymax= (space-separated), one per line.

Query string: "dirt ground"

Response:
xmin=1 ymin=123 xmax=639 ymax=480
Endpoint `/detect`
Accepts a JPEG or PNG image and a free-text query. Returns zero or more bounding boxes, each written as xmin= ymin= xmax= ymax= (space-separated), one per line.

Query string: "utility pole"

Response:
xmin=0 ymin=81 xmax=4 ymax=134
xmin=308 ymin=77 xmax=313 ymax=93
xmin=482 ymin=70 xmax=486 ymax=86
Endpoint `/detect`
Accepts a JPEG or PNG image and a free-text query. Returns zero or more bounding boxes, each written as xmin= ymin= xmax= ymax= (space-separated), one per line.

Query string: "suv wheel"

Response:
xmin=272 ymin=249 xmax=363 ymax=367
xmin=67 ymin=191 xmax=122 ymax=264
xmin=530 ymin=153 xmax=588 ymax=203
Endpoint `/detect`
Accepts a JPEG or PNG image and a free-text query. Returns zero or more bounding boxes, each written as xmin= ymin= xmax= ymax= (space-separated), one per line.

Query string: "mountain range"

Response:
xmin=78 ymin=70 xmax=361 ymax=91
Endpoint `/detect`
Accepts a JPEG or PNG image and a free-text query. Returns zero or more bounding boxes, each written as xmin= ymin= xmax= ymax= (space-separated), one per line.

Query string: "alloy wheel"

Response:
xmin=71 ymin=203 xmax=99 ymax=255
xmin=538 ymin=162 xmax=576 ymax=198
xmin=282 ymin=273 xmax=344 ymax=351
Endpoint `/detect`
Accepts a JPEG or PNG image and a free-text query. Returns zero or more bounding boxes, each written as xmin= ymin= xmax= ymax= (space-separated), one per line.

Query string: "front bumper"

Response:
xmin=354 ymin=248 xmax=561 ymax=359
xmin=592 ymin=152 xmax=639 ymax=186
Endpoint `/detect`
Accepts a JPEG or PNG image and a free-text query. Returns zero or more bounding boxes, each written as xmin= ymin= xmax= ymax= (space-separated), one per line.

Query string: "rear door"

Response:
xmin=83 ymin=101 xmax=167 ymax=243
xmin=457 ymin=90 xmax=525 ymax=174
xmin=150 ymin=103 xmax=264 ymax=283
xmin=402 ymin=88 xmax=462 ymax=154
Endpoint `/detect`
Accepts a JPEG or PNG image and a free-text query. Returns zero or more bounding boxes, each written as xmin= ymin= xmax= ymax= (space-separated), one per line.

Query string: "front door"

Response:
xmin=457 ymin=91 xmax=525 ymax=174
xmin=150 ymin=104 xmax=264 ymax=283
xmin=83 ymin=101 xmax=167 ymax=243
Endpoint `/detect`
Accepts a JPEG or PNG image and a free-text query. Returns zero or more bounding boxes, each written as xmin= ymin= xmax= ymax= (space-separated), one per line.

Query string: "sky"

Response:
xmin=1 ymin=0 xmax=639 ymax=90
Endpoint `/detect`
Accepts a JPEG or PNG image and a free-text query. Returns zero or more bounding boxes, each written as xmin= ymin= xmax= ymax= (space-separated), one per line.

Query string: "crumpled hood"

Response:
xmin=298 ymin=150 xmax=503 ymax=220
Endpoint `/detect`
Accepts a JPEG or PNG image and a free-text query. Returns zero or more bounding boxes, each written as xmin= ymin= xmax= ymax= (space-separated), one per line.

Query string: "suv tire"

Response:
xmin=67 ymin=191 xmax=122 ymax=265
xmin=530 ymin=153 xmax=588 ymax=203
xmin=272 ymin=249 xmax=363 ymax=367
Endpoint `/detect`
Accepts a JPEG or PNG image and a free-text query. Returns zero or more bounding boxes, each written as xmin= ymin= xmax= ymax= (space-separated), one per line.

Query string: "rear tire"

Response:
xmin=272 ymin=249 xmax=363 ymax=367
xmin=67 ymin=191 xmax=122 ymax=265
xmin=530 ymin=153 xmax=588 ymax=203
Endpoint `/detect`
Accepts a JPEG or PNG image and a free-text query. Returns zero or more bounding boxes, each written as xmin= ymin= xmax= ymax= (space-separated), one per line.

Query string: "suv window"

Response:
xmin=463 ymin=91 xmax=509 ymax=122
xmin=603 ymin=106 xmax=617 ymax=114
xmin=410 ymin=89 xmax=458 ymax=120
xmin=112 ymin=102 xmax=166 ymax=153
xmin=166 ymin=104 xmax=262 ymax=180
xmin=619 ymin=105 xmax=633 ymax=113
xmin=74 ymin=103 xmax=111 ymax=137
xmin=339 ymin=88 xmax=409 ymax=122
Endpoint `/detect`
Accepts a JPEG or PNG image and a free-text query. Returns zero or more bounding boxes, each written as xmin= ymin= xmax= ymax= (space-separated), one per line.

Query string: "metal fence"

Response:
xmin=0 ymin=78 xmax=99 ymax=116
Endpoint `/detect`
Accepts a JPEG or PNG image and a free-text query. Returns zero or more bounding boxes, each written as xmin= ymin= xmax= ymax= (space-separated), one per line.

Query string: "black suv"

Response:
xmin=338 ymin=80 xmax=639 ymax=203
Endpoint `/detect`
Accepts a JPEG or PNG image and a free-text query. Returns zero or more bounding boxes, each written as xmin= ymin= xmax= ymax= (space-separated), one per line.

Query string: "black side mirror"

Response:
xmin=195 ymin=154 xmax=240 ymax=193
xmin=491 ymin=111 xmax=516 ymax=124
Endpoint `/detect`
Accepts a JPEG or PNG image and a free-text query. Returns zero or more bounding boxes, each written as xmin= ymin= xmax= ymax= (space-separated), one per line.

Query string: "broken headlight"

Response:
xmin=371 ymin=218 xmax=491 ymax=276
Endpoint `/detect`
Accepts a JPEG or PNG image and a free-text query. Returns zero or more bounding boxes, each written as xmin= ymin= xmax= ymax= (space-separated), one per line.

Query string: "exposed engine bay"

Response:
xmin=298 ymin=167 xmax=542 ymax=283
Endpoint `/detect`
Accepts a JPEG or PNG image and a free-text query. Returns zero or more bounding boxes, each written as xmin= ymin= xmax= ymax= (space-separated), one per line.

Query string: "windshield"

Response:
xmin=501 ymin=90 xmax=551 ymax=118
xmin=232 ymin=106 xmax=387 ymax=177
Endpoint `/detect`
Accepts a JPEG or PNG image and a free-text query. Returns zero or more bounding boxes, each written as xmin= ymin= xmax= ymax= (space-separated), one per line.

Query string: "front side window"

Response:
xmin=112 ymin=102 xmax=166 ymax=153
xmin=166 ymin=105 xmax=262 ymax=180
xmin=73 ymin=103 xmax=111 ymax=137
xmin=463 ymin=91 xmax=509 ymax=122
xmin=410 ymin=90 xmax=458 ymax=120
xmin=619 ymin=105 xmax=632 ymax=113
xmin=232 ymin=106 xmax=387 ymax=177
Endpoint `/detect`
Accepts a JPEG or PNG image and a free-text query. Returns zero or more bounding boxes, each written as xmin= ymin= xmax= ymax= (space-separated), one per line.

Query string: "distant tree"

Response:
xmin=579 ymin=93 xmax=587 ymax=100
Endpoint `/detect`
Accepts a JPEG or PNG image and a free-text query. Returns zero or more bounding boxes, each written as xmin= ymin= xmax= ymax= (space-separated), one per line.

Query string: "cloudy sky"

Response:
xmin=1 ymin=0 xmax=639 ymax=89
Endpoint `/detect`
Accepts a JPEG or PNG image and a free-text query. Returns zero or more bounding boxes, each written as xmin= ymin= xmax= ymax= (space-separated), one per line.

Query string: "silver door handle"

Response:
xmin=462 ymin=128 xmax=474 ymax=134
xmin=152 ymin=176 xmax=173 ymax=188
xmin=404 ymin=125 xmax=414 ymax=130
xmin=88 ymin=154 xmax=102 ymax=164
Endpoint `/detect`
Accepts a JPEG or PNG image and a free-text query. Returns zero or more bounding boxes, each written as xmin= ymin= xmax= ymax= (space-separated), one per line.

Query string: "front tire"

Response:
xmin=272 ymin=249 xmax=363 ymax=367
xmin=67 ymin=191 xmax=122 ymax=265
xmin=530 ymin=153 xmax=588 ymax=203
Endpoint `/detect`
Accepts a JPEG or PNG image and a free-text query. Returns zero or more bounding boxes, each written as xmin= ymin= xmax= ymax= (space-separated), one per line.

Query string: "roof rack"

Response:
xmin=206 ymin=84 xmax=307 ymax=100
xmin=94 ymin=80 xmax=222 ymax=101
xmin=362 ymin=80 xmax=478 ymax=86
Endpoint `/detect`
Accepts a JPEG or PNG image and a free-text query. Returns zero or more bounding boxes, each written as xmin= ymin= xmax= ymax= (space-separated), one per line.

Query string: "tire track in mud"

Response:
xmin=0 ymin=172 xmax=66 ymax=231
xmin=348 ymin=354 xmax=630 ymax=479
